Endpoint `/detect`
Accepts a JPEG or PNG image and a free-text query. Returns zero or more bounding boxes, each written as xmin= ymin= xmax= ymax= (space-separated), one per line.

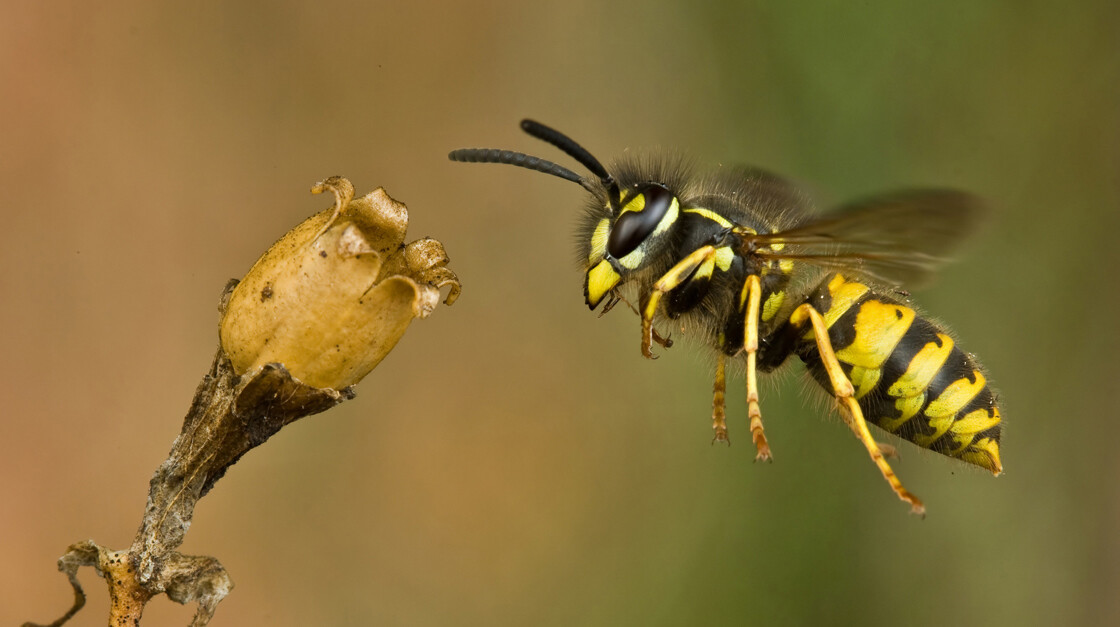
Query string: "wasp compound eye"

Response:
xmin=607 ymin=184 xmax=674 ymax=259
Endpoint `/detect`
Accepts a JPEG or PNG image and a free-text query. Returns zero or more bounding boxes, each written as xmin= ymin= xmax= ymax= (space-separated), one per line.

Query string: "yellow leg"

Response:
xmin=641 ymin=245 xmax=717 ymax=358
xmin=712 ymin=352 xmax=729 ymax=443
xmin=608 ymin=293 xmax=675 ymax=348
xmin=740 ymin=275 xmax=771 ymax=461
xmin=790 ymin=303 xmax=925 ymax=516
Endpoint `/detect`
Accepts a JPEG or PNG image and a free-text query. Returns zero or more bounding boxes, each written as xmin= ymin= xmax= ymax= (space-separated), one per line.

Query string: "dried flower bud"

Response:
xmin=219 ymin=177 xmax=460 ymax=389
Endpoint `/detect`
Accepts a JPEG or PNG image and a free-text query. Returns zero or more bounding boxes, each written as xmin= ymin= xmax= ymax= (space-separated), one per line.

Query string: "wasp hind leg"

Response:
xmin=789 ymin=303 xmax=925 ymax=516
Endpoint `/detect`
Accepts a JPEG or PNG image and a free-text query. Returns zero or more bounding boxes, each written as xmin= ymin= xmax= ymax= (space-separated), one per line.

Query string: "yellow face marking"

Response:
xmin=925 ymin=370 xmax=987 ymax=419
xmin=848 ymin=365 xmax=882 ymax=400
xmin=683 ymin=207 xmax=733 ymax=228
xmin=761 ymin=290 xmax=785 ymax=322
xmin=585 ymin=259 xmax=620 ymax=307
xmin=618 ymin=248 xmax=646 ymax=269
xmin=589 ymin=218 xmax=610 ymax=263
xmin=649 ymin=197 xmax=679 ymax=238
xmin=887 ymin=333 xmax=955 ymax=397
xmin=621 ymin=191 xmax=646 ymax=213
xmin=834 ymin=301 xmax=916 ymax=369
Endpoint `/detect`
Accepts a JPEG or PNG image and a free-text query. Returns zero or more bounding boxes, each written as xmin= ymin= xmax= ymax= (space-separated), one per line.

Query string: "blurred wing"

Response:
xmin=746 ymin=189 xmax=986 ymax=287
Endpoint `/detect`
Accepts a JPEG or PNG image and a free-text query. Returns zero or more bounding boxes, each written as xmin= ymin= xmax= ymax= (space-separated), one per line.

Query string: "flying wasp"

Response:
xmin=450 ymin=120 xmax=1002 ymax=515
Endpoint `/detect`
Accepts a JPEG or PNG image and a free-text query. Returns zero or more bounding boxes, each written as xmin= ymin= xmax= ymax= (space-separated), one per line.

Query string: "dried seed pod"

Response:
xmin=219 ymin=176 xmax=460 ymax=389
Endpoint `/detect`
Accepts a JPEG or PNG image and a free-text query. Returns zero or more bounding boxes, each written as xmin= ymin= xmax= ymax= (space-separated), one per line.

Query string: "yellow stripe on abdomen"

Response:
xmin=795 ymin=274 xmax=1002 ymax=474
xmin=887 ymin=333 xmax=954 ymax=398
xmin=835 ymin=300 xmax=916 ymax=370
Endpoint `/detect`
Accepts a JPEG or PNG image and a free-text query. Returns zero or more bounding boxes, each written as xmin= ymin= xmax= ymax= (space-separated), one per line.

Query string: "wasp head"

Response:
xmin=450 ymin=119 xmax=686 ymax=310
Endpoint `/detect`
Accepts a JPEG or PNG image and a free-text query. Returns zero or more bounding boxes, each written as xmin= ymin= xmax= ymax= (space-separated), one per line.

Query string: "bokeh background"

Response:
xmin=3 ymin=1 xmax=1118 ymax=625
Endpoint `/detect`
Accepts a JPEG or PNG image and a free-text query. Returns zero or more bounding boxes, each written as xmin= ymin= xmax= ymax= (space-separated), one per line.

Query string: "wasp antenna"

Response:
xmin=521 ymin=119 xmax=621 ymax=211
xmin=449 ymin=148 xmax=602 ymax=195
xmin=448 ymin=148 xmax=572 ymax=181
xmin=520 ymin=120 xmax=614 ymax=185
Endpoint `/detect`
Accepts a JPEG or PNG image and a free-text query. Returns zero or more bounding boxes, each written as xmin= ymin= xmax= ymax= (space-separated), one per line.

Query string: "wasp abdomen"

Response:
xmin=797 ymin=274 xmax=1002 ymax=474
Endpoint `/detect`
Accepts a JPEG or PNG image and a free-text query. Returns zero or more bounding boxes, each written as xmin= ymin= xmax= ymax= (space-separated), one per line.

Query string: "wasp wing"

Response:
xmin=746 ymin=189 xmax=986 ymax=287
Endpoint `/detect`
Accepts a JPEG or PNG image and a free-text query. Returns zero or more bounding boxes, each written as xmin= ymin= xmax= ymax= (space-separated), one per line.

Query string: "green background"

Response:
xmin=3 ymin=1 xmax=1117 ymax=625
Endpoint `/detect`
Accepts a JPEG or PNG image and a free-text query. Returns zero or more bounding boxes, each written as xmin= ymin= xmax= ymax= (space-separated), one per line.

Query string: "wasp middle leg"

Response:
xmin=739 ymin=274 xmax=772 ymax=461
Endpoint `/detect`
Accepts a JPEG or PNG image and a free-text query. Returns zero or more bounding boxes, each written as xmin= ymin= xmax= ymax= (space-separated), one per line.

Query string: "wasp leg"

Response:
xmin=712 ymin=352 xmax=729 ymax=444
xmin=740 ymin=274 xmax=772 ymax=461
xmin=613 ymin=293 xmax=675 ymax=348
xmin=789 ymin=303 xmax=925 ymax=516
xmin=641 ymin=245 xmax=718 ymax=358
xmin=598 ymin=293 xmax=622 ymax=316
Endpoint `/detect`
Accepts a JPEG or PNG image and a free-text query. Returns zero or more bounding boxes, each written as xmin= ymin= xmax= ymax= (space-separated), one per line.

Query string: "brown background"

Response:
xmin=3 ymin=1 xmax=1118 ymax=625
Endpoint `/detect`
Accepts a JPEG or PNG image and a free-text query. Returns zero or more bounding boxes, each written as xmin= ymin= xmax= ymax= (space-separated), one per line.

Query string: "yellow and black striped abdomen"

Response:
xmin=796 ymin=274 xmax=1002 ymax=474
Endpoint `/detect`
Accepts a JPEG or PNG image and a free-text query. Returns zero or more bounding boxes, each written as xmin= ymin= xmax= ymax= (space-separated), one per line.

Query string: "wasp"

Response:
xmin=450 ymin=120 xmax=1002 ymax=515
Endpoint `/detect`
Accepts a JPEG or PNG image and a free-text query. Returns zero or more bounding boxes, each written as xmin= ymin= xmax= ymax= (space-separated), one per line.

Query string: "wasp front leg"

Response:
xmin=608 ymin=292 xmax=675 ymax=348
xmin=788 ymin=303 xmax=925 ymax=515
xmin=641 ymin=245 xmax=719 ymax=358
xmin=644 ymin=245 xmax=740 ymax=443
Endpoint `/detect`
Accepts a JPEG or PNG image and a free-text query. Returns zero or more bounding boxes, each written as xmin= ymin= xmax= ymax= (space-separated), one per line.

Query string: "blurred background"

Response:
xmin=2 ymin=1 xmax=1117 ymax=625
